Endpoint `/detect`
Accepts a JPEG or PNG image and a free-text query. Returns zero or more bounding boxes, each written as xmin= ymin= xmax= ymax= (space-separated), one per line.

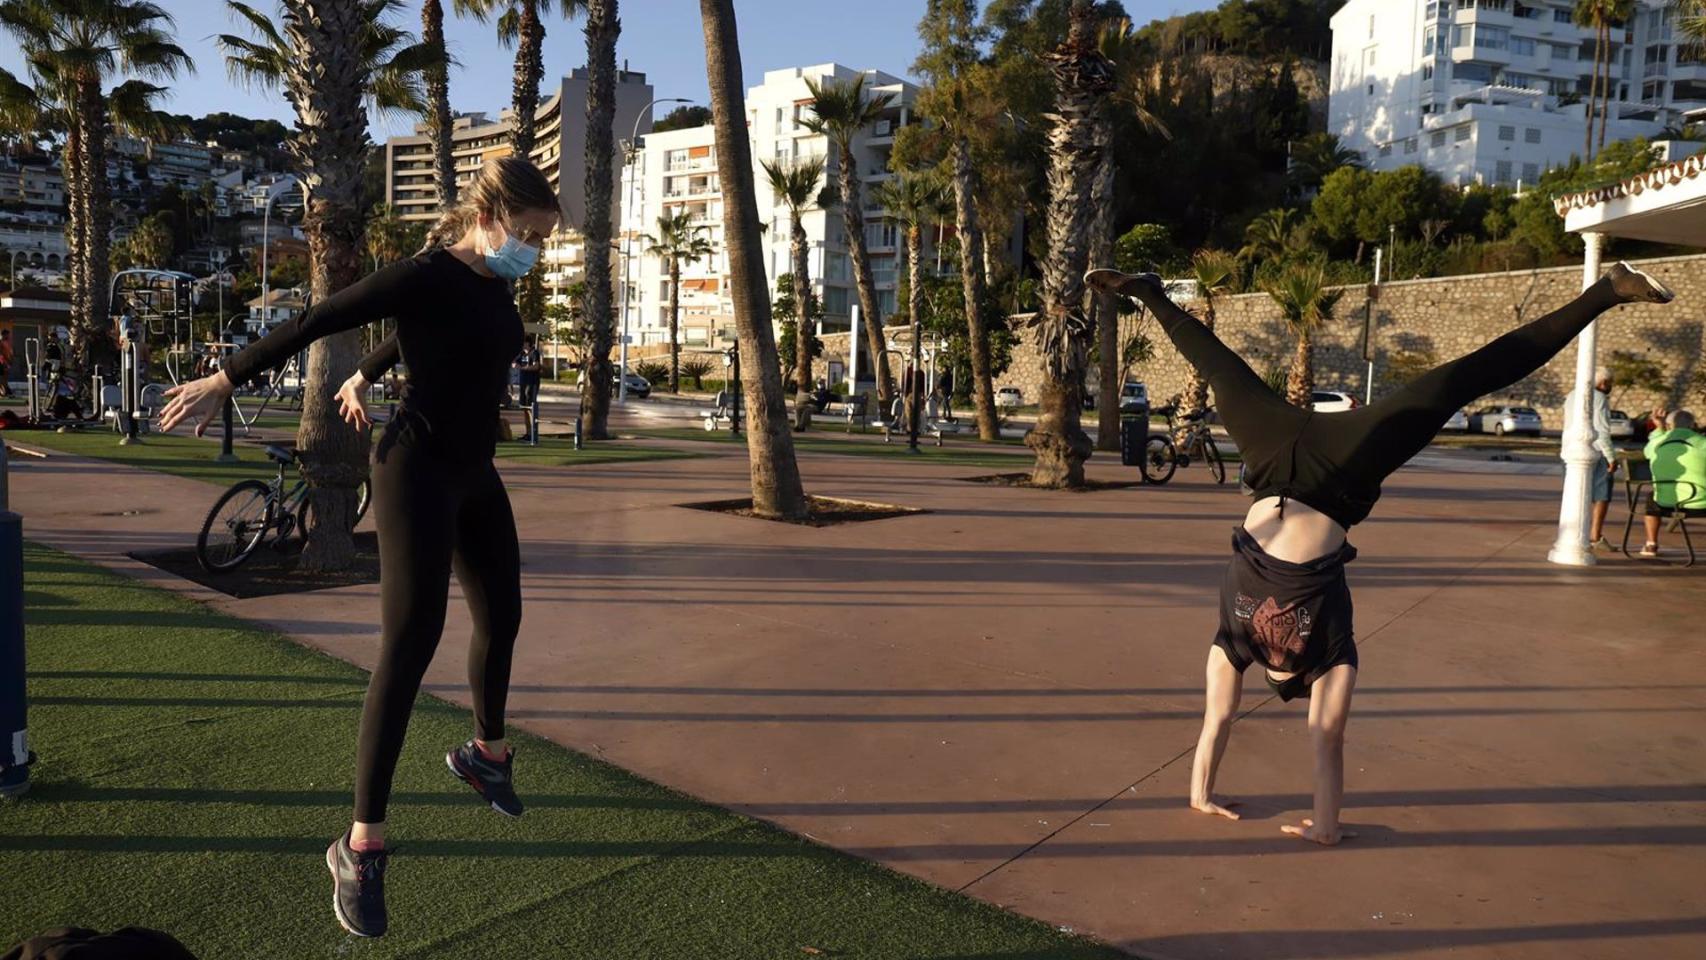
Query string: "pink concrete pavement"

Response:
xmin=6 ymin=436 xmax=1705 ymax=960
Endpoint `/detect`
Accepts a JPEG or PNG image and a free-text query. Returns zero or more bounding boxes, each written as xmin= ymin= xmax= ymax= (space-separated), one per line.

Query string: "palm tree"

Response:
xmin=1238 ymin=208 xmax=1301 ymax=265
xmin=804 ymin=73 xmax=895 ymax=407
xmin=912 ymin=0 xmax=1000 ymax=441
xmin=1025 ymin=0 xmax=1114 ymax=488
xmin=760 ymin=155 xmax=826 ymax=427
xmin=1288 ymin=132 xmax=1362 ymax=196
xmin=458 ymin=1 xmax=581 ymax=155
xmin=872 ymin=169 xmax=949 ymax=451
xmin=1681 ymin=0 xmax=1706 ymax=46
xmin=1265 ymin=259 xmax=1344 ymax=408
xmin=421 ymin=1 xmax=483 ymax=209
xmin=1176 ymin=249 xmax=1237 ymax=438
xmin=698 ymin=0 xmax=808 ymax=520
xmin=643 ymin=209 xmax=713 ymax=393
xmin=1575 ymin=0 xmax=1636 ymax=159
xmin=582 ymin=0 xmax=625 ymax=441
xmin=1090 ymin=17 xmax=1170 ymax=453
xmin=221 ymin=0 xmax=427 ymax=571
xmin=0 ymin=0 xmax=191 ymax=364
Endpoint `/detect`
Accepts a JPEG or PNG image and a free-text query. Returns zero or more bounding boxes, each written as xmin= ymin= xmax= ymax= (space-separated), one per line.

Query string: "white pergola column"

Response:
xmin=1547 ymin=230 xmax=1605 ymax=567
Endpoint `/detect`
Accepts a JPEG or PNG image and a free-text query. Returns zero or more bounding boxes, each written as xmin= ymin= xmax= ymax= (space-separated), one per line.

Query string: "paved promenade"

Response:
xmin=7 ymin=435 xmax=1704 ymax=959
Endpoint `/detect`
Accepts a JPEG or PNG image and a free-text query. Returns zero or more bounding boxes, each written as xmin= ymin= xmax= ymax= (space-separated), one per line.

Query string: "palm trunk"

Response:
xmin=423 ymin=0 xmax=457 ymax=208
xmin=838 ymin=147 xmax=892 ymax=405
xmin=1286 ymin=330 xmax=1313 ymax=408
xmin=1597 ymin=22 xmax=1612 ymax=155
xmin=906 ymin=221 xmax=924 ymax=450
xmin=790 ymin=217 xmax=812 ymax=430
xmin=1585 ymin=24 xmax=1599 ymax=160
xmin=580 ymin=0 xmax=620 ymax=438
xmin=1088 ymin=137 xmax=1119 ymax=453
xmin=78 ymin=82 xmax=112 ymax=371
xmin=1026 ymin=2 xmax=1109 ymax=489
xmin=699 ymin=0 xmax=808 ymax=520
xmin=952 ymin=135 xmax=998 ymax=442
xmin=1181 ymin=297 xmax=1214 ymax=424
xmin=668 ymin=254 xmax=680 ymax=392
xmin=282 ymin=0 xmax=374 ymax=572
xmin=63 ymin=120 xmax=86 ymax=352
xmin=510 ymin=0 xmax=545 ymax=156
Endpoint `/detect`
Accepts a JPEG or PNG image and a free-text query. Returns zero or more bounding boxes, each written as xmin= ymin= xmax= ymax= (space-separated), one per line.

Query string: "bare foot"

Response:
xmin=1607 ymin=262 xmax=1675 ymax=304
xmin=1190 ymin=796 xmax=1242 ymax=820
xmin=1281 ymin=817 xmax=1357 ymax=846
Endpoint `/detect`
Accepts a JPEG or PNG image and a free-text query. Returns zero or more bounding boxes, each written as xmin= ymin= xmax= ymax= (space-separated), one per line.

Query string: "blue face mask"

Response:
xmin=482 ymin=222 xmax=540 ymax=279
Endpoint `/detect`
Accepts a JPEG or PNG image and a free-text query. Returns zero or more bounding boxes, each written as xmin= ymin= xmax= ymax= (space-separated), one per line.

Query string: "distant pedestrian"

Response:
xmin=1565 ymin=365 xmax=1617 ymax=551
xmin=1637 ymin=410 xmax=1706 ymax=558
xmin=514 ymin=334 xmax=542 ymax=408
xmin=936 ymin=366 xmax=954 ymax=421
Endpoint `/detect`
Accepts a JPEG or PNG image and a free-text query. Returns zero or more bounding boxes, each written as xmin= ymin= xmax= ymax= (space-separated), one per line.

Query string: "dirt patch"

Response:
xmin=958 ymin=472 xmax=1143 ymax=491
xmin=129 ymin=532 xmax=382 ymax=599
xmin=678 ymin=495 xmax=926 ymax=526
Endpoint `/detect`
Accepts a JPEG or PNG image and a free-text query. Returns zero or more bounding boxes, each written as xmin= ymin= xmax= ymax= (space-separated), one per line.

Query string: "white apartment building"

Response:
xmin=1330 ymin=0 xmax=1706 ymax=188
xmin=616 ymin=63 xmax=931 ymax=350
xmin=384 ymin=67 xmax=655 ymax=232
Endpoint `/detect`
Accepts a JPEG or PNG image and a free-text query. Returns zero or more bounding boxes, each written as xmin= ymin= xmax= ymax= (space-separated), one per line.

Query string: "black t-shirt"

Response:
xmin=222 ymin=249 xmax=523 ymax=461
xmin=516 ymin=346 xmax=541 ymax=386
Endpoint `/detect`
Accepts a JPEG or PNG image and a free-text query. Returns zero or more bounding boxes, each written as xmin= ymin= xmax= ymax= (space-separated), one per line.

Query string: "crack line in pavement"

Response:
xmin=953 ymin=520 xmax=1544 ymax=896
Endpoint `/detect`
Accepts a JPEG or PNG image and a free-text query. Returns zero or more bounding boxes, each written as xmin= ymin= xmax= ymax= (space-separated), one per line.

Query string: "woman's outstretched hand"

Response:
xmin=158 ymin=371 xmax=236 ymax=436
xmin=336 ymin=371 xmax=373 ymax=430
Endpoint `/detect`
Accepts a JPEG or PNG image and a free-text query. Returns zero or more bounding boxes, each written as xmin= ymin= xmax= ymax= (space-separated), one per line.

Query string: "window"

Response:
xmin=1404 ymin=137 xmax=1418 ymax=155
xmin=1476 ymin=26 xmax=1510 ymax=51
xmin=1423 ymin=27 xmax=1436 ymax=55
xmin=1379 ymin=143 xmax=1393 ymax=157
xmin=1423 ymin=63 xmax=1435 ymax=80
xmin=1495 ymin=160 xmax=1513 ymax=183
xmin=1454 ymin=62 xmax=1493 ymax=83
xmin=823 ymin=286 xmax=849 ymax=315
xmin=1368 ymin=83 xmax=1375 ymax=95
xmin=1522 ymin=162 xmax=1540 ymax=182
xmin=1554 ymin=9 xmax=1571 ymax=23
xmin=1550 ymin=43 xmax=1573 ymax=60
xmin=1455 ymin=124 xmax=1472 ymax=142
xmin=1369 ymin=15 xmax=1375 ymax=39
xmin=1512 ymin=37 xmax=1536 ymax=57
xmin=1524 ymin=127 xmax=1541 ymax=143
xmin=1498 ymin=125 xmax=1516 ymax=141
xmin=1431 ymin=130 xmax=1447 ymax=147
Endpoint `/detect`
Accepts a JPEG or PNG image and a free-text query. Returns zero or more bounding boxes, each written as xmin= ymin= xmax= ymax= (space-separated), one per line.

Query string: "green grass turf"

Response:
xmin=493 ymin=439 xmax=705 ymax=468
xmin=627 ymin=428 xmax=1047 ymax=469
xmin=2 ymin=543 xmax=1125 ymax=959
xmin=6 ymin=427 xmax=284 ymax=487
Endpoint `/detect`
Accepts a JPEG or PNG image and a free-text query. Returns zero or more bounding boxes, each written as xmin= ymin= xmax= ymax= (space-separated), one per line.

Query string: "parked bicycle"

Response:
xmin=196 ymin=444 xmax=372 ymax=572
xmin=1138 ymin=399 xmax=1227 ymax=486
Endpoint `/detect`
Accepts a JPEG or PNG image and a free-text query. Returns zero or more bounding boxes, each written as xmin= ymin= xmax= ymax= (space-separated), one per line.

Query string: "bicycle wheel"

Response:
xmin=1203 ymin=436 xmax=1227 ymax=485
xmin=1141 ymin=434 xmax=1177 ymax=485
xmin=197 ymin=480 xmax=275 ymax=572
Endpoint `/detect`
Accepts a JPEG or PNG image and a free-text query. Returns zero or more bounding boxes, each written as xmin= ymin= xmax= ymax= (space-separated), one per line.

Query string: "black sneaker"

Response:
xmin=447 ymin=740 xmax=523 ymax=817
xmin=325 ymin=831 xmax=389 ymax=938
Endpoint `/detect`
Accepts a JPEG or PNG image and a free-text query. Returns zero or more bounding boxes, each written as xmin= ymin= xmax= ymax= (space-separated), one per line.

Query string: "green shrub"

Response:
xmin=633 ymin=360 xmax=668 ymax=385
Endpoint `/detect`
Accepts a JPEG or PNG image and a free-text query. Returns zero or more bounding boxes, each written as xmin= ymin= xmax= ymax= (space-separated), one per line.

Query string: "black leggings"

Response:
xmin=354 ymin=425 xmax=522 ymax=823
xmin=1131 ymin=277 xmax=1622 ymax=514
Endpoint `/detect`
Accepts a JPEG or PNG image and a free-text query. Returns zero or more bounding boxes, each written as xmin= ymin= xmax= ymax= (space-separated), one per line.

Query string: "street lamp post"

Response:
xmin=619 ymin=97 xmax=691 ymax=403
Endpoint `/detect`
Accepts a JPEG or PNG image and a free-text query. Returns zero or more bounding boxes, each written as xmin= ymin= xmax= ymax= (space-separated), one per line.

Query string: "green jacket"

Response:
xmin=1643 ymin=428 xmax=1706 ymax=510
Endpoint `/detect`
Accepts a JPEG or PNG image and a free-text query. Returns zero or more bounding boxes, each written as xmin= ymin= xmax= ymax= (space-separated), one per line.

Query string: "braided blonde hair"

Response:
xmin=417 ymin=156 xmax=560 ymax=255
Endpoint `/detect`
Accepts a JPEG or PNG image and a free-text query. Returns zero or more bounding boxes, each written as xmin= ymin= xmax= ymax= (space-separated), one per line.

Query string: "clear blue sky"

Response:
xmin=2 ymin=1 xmax=1219 ymax=140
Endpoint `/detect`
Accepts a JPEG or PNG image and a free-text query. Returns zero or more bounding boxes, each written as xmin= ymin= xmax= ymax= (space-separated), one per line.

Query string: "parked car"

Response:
xmin=995 ymin=386 xmax=1023 ymax=408
xmin=1469 ymin=405 xmax=1542 ymax=436
xmin=1119 ymin=381 xmax=1149 ymax=415
xmin=1443 ymin=408 xmax=1469 ymax=432
xmin=1311 ymin=390 xmax=1360 ymax=413
xmin=612 ymin=370 xmax=651 ymax=399
xmin=1608 ymin=409 xmax=1634 ymax=439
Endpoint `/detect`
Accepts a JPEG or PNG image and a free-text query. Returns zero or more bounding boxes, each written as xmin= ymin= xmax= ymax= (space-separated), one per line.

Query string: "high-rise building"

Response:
xmin=1329 ymin=0 xmax=1706 ymax=187
xmin=384 ymin=67 xmax=655 ymax=232
xmin=615 ymin=63 xmax=933 ymax=350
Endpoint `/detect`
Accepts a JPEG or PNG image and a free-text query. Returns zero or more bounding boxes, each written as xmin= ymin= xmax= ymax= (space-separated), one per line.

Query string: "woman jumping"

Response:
xmin=1085 ymin=262 xmax=1675 ymax=846
xmin=159 ymin=157 xmax=562 ymax=936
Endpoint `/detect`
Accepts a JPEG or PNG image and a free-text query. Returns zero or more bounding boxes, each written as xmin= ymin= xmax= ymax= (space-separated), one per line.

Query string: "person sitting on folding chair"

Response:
xmin=1635 ymin=410 xmax=1706 ymax=560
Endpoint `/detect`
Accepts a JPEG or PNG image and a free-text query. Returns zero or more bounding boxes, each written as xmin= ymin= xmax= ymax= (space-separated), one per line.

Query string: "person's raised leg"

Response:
xmin=1282 ymin=663 xmax=1357 ymax=846
xmin=444 ymin=464 xmax=525 ymax=816
xmin=1360 ymin=264 xmax=1674 ymax=477
xmin=1190 ymin=644 xmax=1245 ymax=820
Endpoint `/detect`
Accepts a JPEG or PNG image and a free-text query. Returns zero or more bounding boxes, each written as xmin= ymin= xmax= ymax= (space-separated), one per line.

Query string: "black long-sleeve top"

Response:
xmin=222 ymin=249 xmax=523 ymax=462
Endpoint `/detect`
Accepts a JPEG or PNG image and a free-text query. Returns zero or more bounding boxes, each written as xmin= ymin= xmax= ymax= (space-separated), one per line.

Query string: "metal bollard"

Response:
xmin=1 ymin=506 xmax=32 ymax=799
xmin=530 ymin=397 xmax=540 ymax=446
xmin=217 ymin=396 xmax=237 ymax=463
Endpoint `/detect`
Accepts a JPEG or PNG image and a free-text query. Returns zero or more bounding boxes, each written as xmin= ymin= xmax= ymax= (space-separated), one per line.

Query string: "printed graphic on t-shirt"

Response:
xmin=1234 ymin=593 xmax=1313 ymax=661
